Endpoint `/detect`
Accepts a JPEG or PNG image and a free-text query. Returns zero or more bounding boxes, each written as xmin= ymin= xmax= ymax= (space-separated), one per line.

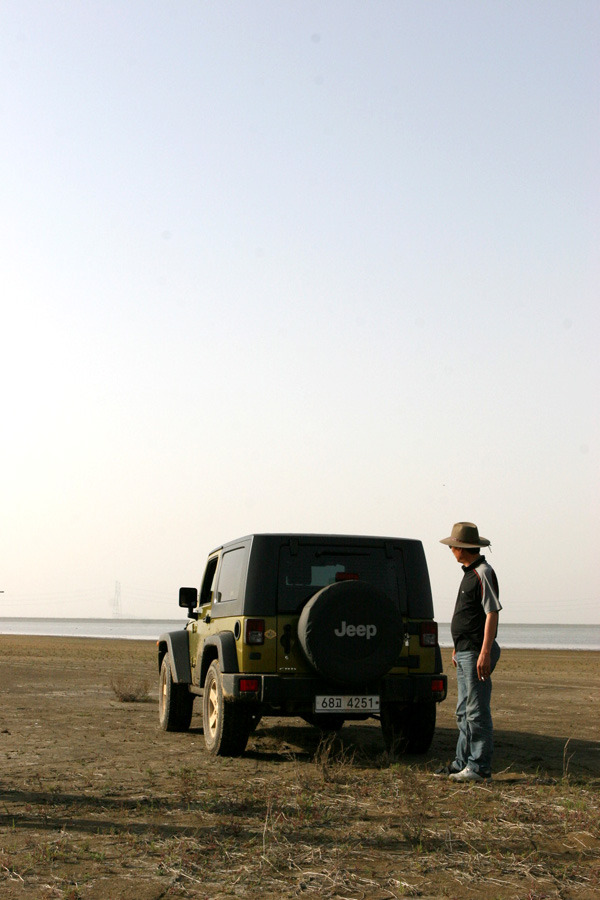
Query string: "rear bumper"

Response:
xmin=381 ymin=673 xmax=447 ymax=703
xmin=221 ymin=672 xmax=447 ymax=707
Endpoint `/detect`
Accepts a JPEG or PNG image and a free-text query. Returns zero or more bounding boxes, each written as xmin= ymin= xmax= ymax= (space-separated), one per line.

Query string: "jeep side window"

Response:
xmin=199 ymin=556 xmax=219 ymax=607
xmin=214 ymin=547 xmax=246 ymax=604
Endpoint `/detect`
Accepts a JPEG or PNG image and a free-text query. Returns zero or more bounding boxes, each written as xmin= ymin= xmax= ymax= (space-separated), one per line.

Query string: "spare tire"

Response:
xmin=297 ymin=580 xmax=403 ymax=684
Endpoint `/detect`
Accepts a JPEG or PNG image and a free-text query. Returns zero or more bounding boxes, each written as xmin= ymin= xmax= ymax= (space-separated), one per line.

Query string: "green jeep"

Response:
xmin=158 ymin=533 xmax=447 ymax=756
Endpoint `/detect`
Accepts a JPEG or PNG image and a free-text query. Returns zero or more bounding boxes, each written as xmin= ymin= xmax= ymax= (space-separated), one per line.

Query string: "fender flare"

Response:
xmin=158 ymin=630 xmax=192 ymax=684
xmin=200 ymin=632 xmax=239 ymax=686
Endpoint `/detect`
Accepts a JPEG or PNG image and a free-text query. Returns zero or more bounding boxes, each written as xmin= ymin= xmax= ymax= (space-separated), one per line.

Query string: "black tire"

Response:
xmin=381 ymin=701 xmax=437 ymax=755
xmin=297 ymin=580 xmax=403 ymax=684
xmin=158 ymin=653 xmax=194 ymax=732
xmin=249 ymin=711 xmax=262 ymax=733
xmin=405 ymin=701 xmax=437 ymax=754
xmin=202 ymin=661 xmax=252 ymax=757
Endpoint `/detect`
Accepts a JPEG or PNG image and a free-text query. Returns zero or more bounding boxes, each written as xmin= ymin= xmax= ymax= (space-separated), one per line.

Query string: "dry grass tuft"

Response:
xmin=109 ymin=674 xmax=150 ymax=702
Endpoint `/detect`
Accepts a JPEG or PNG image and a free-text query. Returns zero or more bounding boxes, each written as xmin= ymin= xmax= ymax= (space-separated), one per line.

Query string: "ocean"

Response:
xmin=0 ymin=618 xmax=598 ymax=650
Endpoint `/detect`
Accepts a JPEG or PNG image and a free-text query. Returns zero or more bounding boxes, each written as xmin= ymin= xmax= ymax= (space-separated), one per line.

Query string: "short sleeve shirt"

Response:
xmin=451 ymin=555 xmax=502 ymax=652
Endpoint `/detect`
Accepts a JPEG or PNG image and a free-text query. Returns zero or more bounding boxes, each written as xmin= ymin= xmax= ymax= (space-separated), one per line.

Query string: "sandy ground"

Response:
xmin=0 ymin=636 xmax=598 ymax=899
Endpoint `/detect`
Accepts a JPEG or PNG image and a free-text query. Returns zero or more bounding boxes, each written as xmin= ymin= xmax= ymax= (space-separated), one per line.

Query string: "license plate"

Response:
xmin=314 ymin=695 xmax=380 ymax=713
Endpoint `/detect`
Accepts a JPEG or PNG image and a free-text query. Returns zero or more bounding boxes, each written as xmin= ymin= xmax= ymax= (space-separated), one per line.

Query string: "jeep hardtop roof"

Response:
xmin=208 ymin=532 xmax=426 ymax=552
xmin=203 ymin=533 xmax=434 ymax=619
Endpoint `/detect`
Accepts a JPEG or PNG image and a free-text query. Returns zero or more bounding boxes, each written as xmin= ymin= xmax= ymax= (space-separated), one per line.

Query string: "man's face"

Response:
xmin=450 ymin=546 xmax=476 ymax=565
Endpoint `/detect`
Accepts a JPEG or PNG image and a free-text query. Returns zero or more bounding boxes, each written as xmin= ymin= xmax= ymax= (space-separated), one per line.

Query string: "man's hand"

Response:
xmin=477 ymin=611 xmax=499 ymax=679
xmin=477 ymin=649 xmax=491 ymax=681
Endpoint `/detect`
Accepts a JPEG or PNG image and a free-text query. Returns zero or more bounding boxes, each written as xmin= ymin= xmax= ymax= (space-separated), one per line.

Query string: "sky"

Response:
xmin=1 ymin=1 xmax=598 ymax=625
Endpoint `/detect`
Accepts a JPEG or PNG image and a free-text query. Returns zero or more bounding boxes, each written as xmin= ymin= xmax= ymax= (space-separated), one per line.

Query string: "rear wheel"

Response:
xmin=158 ymin=653 xmax=194 ymax=732
xmin=249 ymin=711 xmax=262 ymax=733
xmin=381 ymin=701 xmax=436 ymax=755
xmin=202 ymin=661 xmax=252 ymax=757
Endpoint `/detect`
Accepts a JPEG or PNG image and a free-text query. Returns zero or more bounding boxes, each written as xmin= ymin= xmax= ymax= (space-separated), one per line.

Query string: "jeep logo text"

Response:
xmin=334 ymin=620 xmax=377 ymax=640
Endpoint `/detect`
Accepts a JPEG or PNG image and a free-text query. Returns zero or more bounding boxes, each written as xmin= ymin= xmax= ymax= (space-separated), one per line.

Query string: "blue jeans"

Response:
xmin=453 ymin=642 xmax=500 ymax=777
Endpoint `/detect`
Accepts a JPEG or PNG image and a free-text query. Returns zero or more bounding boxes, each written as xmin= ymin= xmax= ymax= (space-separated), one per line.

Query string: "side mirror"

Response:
xmin=179 ymin=586 xmax=198 ymax=619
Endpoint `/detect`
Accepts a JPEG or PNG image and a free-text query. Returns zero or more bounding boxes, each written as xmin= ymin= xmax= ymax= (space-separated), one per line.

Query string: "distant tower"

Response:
xmin=112 ymin=581 xmax=122 ymax=618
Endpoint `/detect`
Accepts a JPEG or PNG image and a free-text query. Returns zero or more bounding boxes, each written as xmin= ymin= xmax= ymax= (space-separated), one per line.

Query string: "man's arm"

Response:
xmin=477 ymin=611 xmax=498 ymax=680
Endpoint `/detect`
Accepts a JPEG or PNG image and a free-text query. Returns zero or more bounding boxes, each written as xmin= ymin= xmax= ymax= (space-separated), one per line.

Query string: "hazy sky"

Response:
xmin=1 ymin=2 xmax=598 ymax=624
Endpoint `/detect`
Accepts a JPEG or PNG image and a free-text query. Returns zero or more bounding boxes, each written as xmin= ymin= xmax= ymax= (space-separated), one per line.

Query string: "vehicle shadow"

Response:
xmin=246 ymin=721 xmax=600 ymax=777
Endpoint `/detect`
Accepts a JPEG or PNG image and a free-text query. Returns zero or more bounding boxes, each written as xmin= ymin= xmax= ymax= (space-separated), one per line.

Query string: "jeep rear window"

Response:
xmin=277 ymin=545 xmax=404 ymax=613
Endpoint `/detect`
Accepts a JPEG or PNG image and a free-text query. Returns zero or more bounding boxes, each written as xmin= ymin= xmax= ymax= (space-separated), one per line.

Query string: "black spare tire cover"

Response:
xmin=297 ymin=580 xmax=403 ymax=684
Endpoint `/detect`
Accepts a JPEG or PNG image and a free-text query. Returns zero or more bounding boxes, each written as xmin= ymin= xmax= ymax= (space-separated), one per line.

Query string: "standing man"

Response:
xmin=438 ymin=522 xmax=502 ymax=782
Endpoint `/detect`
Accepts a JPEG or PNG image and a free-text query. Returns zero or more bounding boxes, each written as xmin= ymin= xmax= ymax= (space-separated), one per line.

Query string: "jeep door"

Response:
xmin=188 ymin=553 xmax=220 ymax=685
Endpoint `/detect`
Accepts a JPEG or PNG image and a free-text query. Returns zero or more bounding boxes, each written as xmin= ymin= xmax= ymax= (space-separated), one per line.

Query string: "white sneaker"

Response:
xmin=449 ymin=766 xmax=491 ymax=783
xmin=433 ymin=763 xmax=462 ymax=777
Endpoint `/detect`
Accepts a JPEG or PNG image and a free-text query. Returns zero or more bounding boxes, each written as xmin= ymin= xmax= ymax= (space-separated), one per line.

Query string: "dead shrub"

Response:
xmin=110 ymin=674 xmax=150 ymax=703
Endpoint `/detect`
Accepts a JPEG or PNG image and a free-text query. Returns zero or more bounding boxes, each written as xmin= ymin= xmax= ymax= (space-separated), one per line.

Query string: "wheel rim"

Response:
xmin=206 ymin=677 xmax=219 ymax=739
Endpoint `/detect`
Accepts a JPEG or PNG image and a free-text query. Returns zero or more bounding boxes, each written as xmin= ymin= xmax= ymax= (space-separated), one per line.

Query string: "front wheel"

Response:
xmin=158 ymin=653 xmax=194 ymax=732
xmin=202 ymin=661 xmax=252 ymax=757
xmin=381 ymin=701 xmax=437 ymax=755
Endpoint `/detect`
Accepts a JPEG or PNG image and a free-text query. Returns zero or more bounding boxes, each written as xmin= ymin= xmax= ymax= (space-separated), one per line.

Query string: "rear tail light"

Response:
xmin=245 ymin=619 xmax=265 ymax=645
xmin=431 ymin=678 xmax=445 ymax=693
xmin=239 ymin=678 xmax=260 ymax=693
xmin=420 ymin=621 xmax=438 ymax=647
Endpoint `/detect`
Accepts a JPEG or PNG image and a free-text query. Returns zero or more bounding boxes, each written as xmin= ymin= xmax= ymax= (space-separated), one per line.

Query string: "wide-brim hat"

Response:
xmin=440 ymin=521 xmax=490 ymax=549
